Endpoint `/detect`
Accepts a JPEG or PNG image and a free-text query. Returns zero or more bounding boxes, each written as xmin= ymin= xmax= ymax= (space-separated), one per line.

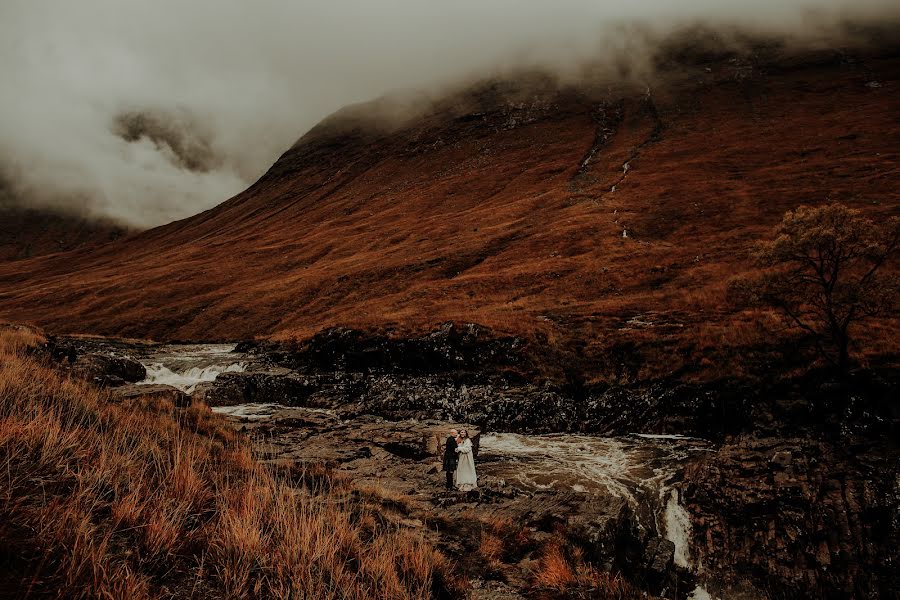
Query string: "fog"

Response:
xmin=0 ymin=0 xmax=896 ymax=227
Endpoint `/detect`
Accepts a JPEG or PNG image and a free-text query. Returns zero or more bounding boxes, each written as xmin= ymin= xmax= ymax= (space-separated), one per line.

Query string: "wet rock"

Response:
xmin=572 ymin=506 xmax=680 ymax=595
xmin=174 ymin=324 xmax=772 ymax=438
xmin=115 ymin=383 xmax=190 ymax=407
xmin=282 ymin=322 xmax=533 ymax=376
xmin=193 ymin=369 xmax=320 ymax=406
xmin=642 ymin=537 xmax=675 ymax=589
xmin=568 ymin=498 xmax=633 ymax=569
xmin=69 ymin=352 xmax=146 ymax=387
xmin=683 ymin=436 xmax=900 ymax=599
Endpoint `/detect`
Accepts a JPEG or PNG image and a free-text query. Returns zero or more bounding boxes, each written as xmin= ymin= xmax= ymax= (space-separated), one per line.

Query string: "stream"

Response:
xmin=479 ymin=432 xmax=711 ymax=568
xmin=131 ymin=344 xmax=723 ymax=599
xmin=138 ymin=343 xmax=248 ymax=392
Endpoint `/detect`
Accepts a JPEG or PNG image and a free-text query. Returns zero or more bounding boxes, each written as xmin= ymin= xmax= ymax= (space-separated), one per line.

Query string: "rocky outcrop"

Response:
xmin=45 ymin=336 xmax=151 ymax=387
xmin=190 ymin=368 xmax=321 ymax=406
xmin=194 ymin=364 xmax=756 ymax=438
xmin=569 ymin=505 xmax=683 ymax=596
xmin=221 ymin=406 xmax=675 ymax=597
xmin=115 ymin=383 xmax=190 ymax=407
xmin=248 ymin=322 xmax=540 ymax=377
xmin=682 ymin=436 xmax=900 ymax=599
xmin=201 ymin=326 xmax=898 ymax=443
xmin=68 ymin=352 xmax=146 ymax=387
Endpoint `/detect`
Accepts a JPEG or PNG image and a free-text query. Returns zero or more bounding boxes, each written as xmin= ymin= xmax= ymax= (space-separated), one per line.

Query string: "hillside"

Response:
xmin=0 ymin=204 xmax=127 ymax=261
xmin=1 ymin=45 xmax=898 ymax=381
xmin=0 ymin=323 xmax=459 ymax=599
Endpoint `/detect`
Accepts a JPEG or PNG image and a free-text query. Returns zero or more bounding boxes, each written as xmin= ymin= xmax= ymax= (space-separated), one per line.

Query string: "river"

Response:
xmin=131 ymin=343 xmax=725 ymax=599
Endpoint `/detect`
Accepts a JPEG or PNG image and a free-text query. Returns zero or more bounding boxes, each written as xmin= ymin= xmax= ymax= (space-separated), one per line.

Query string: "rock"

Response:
xmin=284 ymin=322 xmax=532 ymax=376
xmin=642 ymin=537 xmax=675 ymax=589
xmin=189 ymin=381 xmax=216 ymax=404
xmin=770 ymin=450 xmax=792 ymax=467
xmin=70 ymin=353 xmax=146 ymax=387
xmin=115 ymin=384 xmax=190 ymax=407
xmin=568 ymin=498 xmax=633 ymax=569
xmin=193 ymin=369 xmax=325 ymax=407
xmin=683 ymin=436 xmax=900 ymax=598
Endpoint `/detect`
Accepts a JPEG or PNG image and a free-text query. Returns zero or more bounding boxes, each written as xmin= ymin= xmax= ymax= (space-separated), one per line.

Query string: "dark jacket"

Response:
xmin=442 ymin=436 xmax=458 ymax=472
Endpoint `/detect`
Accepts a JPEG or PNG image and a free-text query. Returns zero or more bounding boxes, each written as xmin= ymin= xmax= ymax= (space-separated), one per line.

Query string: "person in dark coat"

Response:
xmin=442 ymin=428 xmax=459 ymax=490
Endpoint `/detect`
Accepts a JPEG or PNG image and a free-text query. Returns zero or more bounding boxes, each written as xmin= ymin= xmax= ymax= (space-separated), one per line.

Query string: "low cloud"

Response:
xmin=0 ymin=0 xmax=897 ymax=227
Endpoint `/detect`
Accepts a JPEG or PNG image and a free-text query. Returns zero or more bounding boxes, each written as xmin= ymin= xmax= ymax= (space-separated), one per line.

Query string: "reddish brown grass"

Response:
xmin=0 ymin=322 xmax=45 ymax=355
xmin=531 ymin=540 xmax=647 ymax=599
xmin=0 ymin=327 xmax=456 ymax=599
xmin=479 ymin=532 xmax=505 ymax=572
xmin=533 ymin=542 xmax=577 ymax=590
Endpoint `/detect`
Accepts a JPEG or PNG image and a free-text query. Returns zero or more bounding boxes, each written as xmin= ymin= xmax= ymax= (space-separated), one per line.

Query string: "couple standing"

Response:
xmin=442 ymin=428 xmax=477 ymax=491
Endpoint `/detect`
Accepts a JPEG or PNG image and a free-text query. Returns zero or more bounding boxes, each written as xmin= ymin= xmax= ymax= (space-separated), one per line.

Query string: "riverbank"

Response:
xmin=17 ymin=324 xmax=900 ymax=598
xmin=0 ymin=325 xmax=462 ymax=599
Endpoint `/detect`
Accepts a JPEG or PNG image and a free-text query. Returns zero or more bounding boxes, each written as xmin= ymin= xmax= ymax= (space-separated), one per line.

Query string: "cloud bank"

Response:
xmin=0 ymin=0 xmax=896 ymax=227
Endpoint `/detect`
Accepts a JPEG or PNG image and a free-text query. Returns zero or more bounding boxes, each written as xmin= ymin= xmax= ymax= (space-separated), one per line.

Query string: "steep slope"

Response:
xmin=1 ymin=47 xmax=898 ymax=380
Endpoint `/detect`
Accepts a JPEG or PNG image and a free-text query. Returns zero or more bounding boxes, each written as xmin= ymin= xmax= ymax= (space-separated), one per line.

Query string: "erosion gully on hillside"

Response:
xmin=50 ymin=329 xmax=900 ymax=600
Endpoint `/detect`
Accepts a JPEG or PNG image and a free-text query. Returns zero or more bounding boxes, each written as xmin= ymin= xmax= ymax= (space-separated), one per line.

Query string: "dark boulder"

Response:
xmin=683 ymin=436 xmax=900 ymax=598
xmin=69 ymin=353 xmax=146 ymax=387
xmin=115 ymin=384 xmax=190 ymax=407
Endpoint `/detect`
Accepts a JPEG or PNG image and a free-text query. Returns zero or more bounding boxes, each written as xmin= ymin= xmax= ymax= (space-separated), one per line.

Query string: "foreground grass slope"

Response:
xmin=0 ymin=325 xmax=454 ymax=599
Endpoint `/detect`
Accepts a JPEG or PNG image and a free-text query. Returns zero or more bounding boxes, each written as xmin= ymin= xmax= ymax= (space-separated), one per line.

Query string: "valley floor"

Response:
xmin=4 ymin=326 xmax=894 ymax=599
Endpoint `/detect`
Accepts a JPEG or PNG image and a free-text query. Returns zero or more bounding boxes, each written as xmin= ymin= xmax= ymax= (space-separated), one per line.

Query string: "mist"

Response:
xmin=0 ymin=0 xmax=896 ymax=228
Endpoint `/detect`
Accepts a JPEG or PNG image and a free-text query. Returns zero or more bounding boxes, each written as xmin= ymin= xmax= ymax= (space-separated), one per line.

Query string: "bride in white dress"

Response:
xmin=454 ymin=429 xmax=477 ymax=491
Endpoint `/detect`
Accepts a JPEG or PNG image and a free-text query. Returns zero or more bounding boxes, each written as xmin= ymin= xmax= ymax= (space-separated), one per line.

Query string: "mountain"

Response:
xmin=1 ymin=44 xmax=898 ymax=381
xmin=0 ymin=204 xmax=127 ymax=262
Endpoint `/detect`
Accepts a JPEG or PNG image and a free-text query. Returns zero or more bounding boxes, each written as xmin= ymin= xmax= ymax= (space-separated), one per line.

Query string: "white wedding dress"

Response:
xmin=454 ymin=438 xmax=477 ymax=491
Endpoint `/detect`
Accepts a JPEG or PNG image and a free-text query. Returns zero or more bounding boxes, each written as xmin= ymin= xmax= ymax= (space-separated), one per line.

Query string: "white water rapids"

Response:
xmin=137 ymin=344 xmax=247 ymax=393
xmin=131 ymin=343 xmax=722 ymax=598
xmin=479 ymin=432 xmax=716 ymax=597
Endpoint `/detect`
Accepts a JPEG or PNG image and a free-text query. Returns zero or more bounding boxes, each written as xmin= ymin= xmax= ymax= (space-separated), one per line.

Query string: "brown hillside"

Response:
xmin=0 ymin=205 xmax=128 ymax=262
xmin=1 ymin=47 xmax=898 ymax=379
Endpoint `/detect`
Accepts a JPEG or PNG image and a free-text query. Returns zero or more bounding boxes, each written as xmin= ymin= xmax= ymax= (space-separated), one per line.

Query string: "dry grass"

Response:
xmin=0 ymin=322 xmax=46 ymax=356
xmin=478 ymin=532 xmax=505 ymax=572
xmin=533 ymin=543 xmax=576 ymax=590
xmin=0 ymin=327 xmax=457 ymax=599
xmin=531 ymin=541 xmax=646 ymax=599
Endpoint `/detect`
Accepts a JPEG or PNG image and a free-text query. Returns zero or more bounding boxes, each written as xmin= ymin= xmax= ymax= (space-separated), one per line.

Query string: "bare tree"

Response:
xmin=731 ymin=204 xmax=899 ymax=371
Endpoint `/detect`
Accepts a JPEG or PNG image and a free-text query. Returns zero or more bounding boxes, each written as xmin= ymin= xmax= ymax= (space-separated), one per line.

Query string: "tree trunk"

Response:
xmin=837 ymin=333 xmax=850 ymax=373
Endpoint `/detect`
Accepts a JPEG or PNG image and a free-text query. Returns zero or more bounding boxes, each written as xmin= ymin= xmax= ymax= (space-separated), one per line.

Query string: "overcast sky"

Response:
xmin=0 ymin=0 xmax=896 ymax=227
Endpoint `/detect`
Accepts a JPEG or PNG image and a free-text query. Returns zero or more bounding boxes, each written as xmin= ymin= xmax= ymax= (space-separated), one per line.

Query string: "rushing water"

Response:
xmin=479 ymin=432 xmax=716 ymax=597
xmin=137 ymin=344 xmax=247 ymax=392
xmin=134 ymin=344 xmax=722 ymax=597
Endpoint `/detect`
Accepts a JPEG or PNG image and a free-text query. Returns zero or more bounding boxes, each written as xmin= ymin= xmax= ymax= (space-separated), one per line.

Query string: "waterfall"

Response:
xmin=135 ymin=344 xmax=247 ymax=393
xmin=664 ymin=488 xmax=692 ymax=568
xmin=140 ymin=361 xmax=245 ymax=392
xmin=664 ymin=487 xmax=718 ymax=600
